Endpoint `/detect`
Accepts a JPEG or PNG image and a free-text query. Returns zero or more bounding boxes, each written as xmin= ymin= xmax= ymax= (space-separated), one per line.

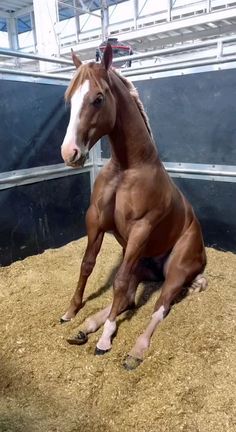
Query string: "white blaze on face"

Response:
xmin=61 ymin=80 xmax=90 ymax=160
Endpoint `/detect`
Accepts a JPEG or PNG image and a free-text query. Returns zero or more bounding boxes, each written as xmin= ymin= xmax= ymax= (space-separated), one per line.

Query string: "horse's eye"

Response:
xmin=93 ymin=94 xmax=104 ymax=107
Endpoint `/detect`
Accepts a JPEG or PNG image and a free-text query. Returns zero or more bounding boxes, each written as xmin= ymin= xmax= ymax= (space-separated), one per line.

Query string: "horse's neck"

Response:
xmin=108 ymin=74 xmax=159 ymax=169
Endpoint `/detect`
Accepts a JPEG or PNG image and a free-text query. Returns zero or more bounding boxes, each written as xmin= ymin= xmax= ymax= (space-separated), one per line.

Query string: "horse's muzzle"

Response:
xmin=63 ymin=148 xmax=88 ymax=168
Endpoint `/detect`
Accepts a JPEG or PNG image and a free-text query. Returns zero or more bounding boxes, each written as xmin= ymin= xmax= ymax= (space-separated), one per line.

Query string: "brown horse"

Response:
xmin=60 ymin=44 xmax=207 ymax=370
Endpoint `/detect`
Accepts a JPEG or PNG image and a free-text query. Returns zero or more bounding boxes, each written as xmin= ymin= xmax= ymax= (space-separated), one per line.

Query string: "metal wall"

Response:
xmin=135 ymin=69 xmax=236 ymax=165
xmin=0 ymin=78 xmax=91 ymax=266
xmin=0 ymin=80 xmax=68 ymax=171
xmin=0 ymin=174 xmax=90 ymax=265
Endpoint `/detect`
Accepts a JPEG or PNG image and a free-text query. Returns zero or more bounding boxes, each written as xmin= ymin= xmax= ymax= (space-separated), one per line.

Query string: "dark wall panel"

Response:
xmin=173 ymin=177 xmax=236 ymax=252
xmin=0 ymin=80 xmax=69 ymax=172
xmin=101 ymin=136 xmax=110 ymax=159
xmin=135 ymin=69 xmax=236 ymax=165
xmin=0 ymin=173 xmax=90 ymax=266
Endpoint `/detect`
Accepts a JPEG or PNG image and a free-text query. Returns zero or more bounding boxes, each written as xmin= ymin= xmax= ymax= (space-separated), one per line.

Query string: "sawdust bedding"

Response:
xmin=0 ymin=234 xmax=235 ymax=432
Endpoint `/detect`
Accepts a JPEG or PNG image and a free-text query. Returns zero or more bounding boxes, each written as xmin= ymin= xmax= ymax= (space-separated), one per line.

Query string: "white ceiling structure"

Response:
xmin=1 ymin=1 xmax=236 ymax=67
xmin=0 ymin=0 xmax=33 ymax=16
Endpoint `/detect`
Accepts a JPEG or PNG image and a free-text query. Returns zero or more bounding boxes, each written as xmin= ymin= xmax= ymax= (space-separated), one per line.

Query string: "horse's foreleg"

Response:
xmin=95 ymin=224 xmax=151 ymax=353
xmin=66 ymin=272 xmax=139 ymax=345
xmin=60 ymin=206 xmax=104 ymax=323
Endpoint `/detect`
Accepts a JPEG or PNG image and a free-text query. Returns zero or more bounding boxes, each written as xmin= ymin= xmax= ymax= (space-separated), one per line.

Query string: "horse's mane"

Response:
xmin=111 ymin=69 xmax=153 ymax=139
xmin=65 ymin=63 xmax=153 ymax=139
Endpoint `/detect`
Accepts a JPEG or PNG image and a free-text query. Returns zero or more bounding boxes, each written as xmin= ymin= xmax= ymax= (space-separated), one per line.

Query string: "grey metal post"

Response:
xmin=7 ymin=13 xmax=19 ymax=50
xmin=33 ymin=0 xmax=59 ymax=71
xmin=206 ymin=0 xmax=211 ymax=13
xmin=7 ymin=13 xmax=19 ymax=68
xmin=133 ymin=0 xmax=139 ymax=30
xmin=90 ymin=140 xmax=102 ymax=189
xmin=30 ymin=11 xmax=37 ymax=53
xmin=74 ymin=0 xmax=81 ymax=43
xmin=167 ymin=0 xmax=172 ymax=22
xmin=217 ymin=40 xmax=223 ymax=58
xmin=101 ymin=0 xmax=109 ymax=41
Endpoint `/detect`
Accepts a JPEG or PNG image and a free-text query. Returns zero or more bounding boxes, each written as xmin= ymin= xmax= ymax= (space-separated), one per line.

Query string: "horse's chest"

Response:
xmin=114 ymin=186 xmax=145 ymax=237
xmin=96 ymin=169 xmax=149 ymax=237
xmin=98 ymin=186 xmax=132 ymax=233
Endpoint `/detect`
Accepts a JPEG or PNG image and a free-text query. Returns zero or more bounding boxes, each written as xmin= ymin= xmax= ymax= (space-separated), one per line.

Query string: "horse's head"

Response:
xmin=61 ymin=44 xmax=116 ymax=167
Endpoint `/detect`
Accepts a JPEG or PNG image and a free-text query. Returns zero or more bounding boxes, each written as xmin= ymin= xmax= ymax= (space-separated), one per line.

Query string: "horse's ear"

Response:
xmin=102 ymin=43 xmax=113 ymax=71
xmin=71 ymin=48 xmax=82 ymax=68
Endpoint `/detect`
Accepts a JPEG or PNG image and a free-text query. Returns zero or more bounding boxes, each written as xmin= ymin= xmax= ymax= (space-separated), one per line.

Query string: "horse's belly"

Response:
xmin=112 ymin=218 xmax=174 ymax=257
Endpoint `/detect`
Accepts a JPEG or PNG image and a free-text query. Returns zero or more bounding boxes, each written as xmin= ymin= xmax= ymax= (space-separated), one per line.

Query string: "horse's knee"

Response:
xmin=81 ymin=259 xmax=95 ymax=277
xmin=113 ymin=274 xmax=128 ymax=292
xmin=112 ymin=276 xmax=133 ymax=311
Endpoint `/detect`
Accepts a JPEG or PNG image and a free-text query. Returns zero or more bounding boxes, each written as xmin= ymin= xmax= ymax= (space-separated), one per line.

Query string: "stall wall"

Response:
xmin=0 ymin=80 xmax=69 ymax=171
xmin=135 ymin=69 xmax=236 ymax=165
xmin=0 ymin=78 xmax=90 ymax=266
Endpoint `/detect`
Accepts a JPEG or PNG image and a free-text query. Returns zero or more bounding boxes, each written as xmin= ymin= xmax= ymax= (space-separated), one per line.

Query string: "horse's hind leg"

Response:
xmin=188 ymin=273 xmax=208 ymax=294
xmin=60 ymin=205 xmax=104 ymax=323
xmin=124 ymin=224 xmax=207 ymax=370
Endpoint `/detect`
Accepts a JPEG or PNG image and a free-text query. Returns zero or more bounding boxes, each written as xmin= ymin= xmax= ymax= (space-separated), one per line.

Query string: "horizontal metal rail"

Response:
xmin=112 ymin=35 xmax=236 ymax=65
xmin=168 ymin=168 xmax=236 ymax=176
xmin=163 ymin=163 xmax=236 ymax=177
xmin=122 ymin=52 xmax=218 ymax=75
xmin=99 ymin=159 xmax=236 ymax=180
xmin=122 ymin=54 xmax=236 ymax=77
xmin=0 ymin=163 xmax=92 ymax=190
xmin=0 ymin=47 xmax=73 ymax=66
xmin=1 ymin=54 xmax=236 ymax=82
xmin=1 ymin=159 xmax=236 ymax=190
xmin=0 ymin=67 xmax=70 ymax=81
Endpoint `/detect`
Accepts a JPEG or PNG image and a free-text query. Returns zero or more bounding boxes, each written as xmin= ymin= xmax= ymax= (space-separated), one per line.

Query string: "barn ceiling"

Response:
xmin=0 ymin=0 xmax=33 ymax=15
xmin=0 ymin=0 xmax=127 ymax=33
xmin=0 ymin=0 xmax=127 ymax=16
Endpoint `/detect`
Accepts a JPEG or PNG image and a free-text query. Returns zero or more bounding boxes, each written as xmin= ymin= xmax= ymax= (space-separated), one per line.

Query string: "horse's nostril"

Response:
xmin=69 ymin=149 xmax=78 ymax=163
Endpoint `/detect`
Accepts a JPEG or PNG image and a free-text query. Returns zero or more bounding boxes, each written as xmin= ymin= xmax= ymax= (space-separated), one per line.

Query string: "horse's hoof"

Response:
xmin=94 ymin=346 xmax=110 ymax=356
xmin=67 ymin=331 xmax=88 ymax=345
xmin=60 ymin=318 xmax=71 ymax=324
xmin=123 ymin=355 xmax=143 ymax=371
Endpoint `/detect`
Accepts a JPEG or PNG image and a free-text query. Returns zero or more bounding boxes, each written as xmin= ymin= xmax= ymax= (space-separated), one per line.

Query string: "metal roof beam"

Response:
xmin=0 ymin=0 xmax=24 ymax=9
xmin=115 ymin=6 xmax=236 ymax=45
xmin=0 ymin=10 xmax=11 ymax=18
xmin=137 ymin=24 xmax=236 ymax=49
xmin=13 ymin=6 xmax=34 ymax=18
xmin=57 ymin=0 xmax=100 ymax=17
